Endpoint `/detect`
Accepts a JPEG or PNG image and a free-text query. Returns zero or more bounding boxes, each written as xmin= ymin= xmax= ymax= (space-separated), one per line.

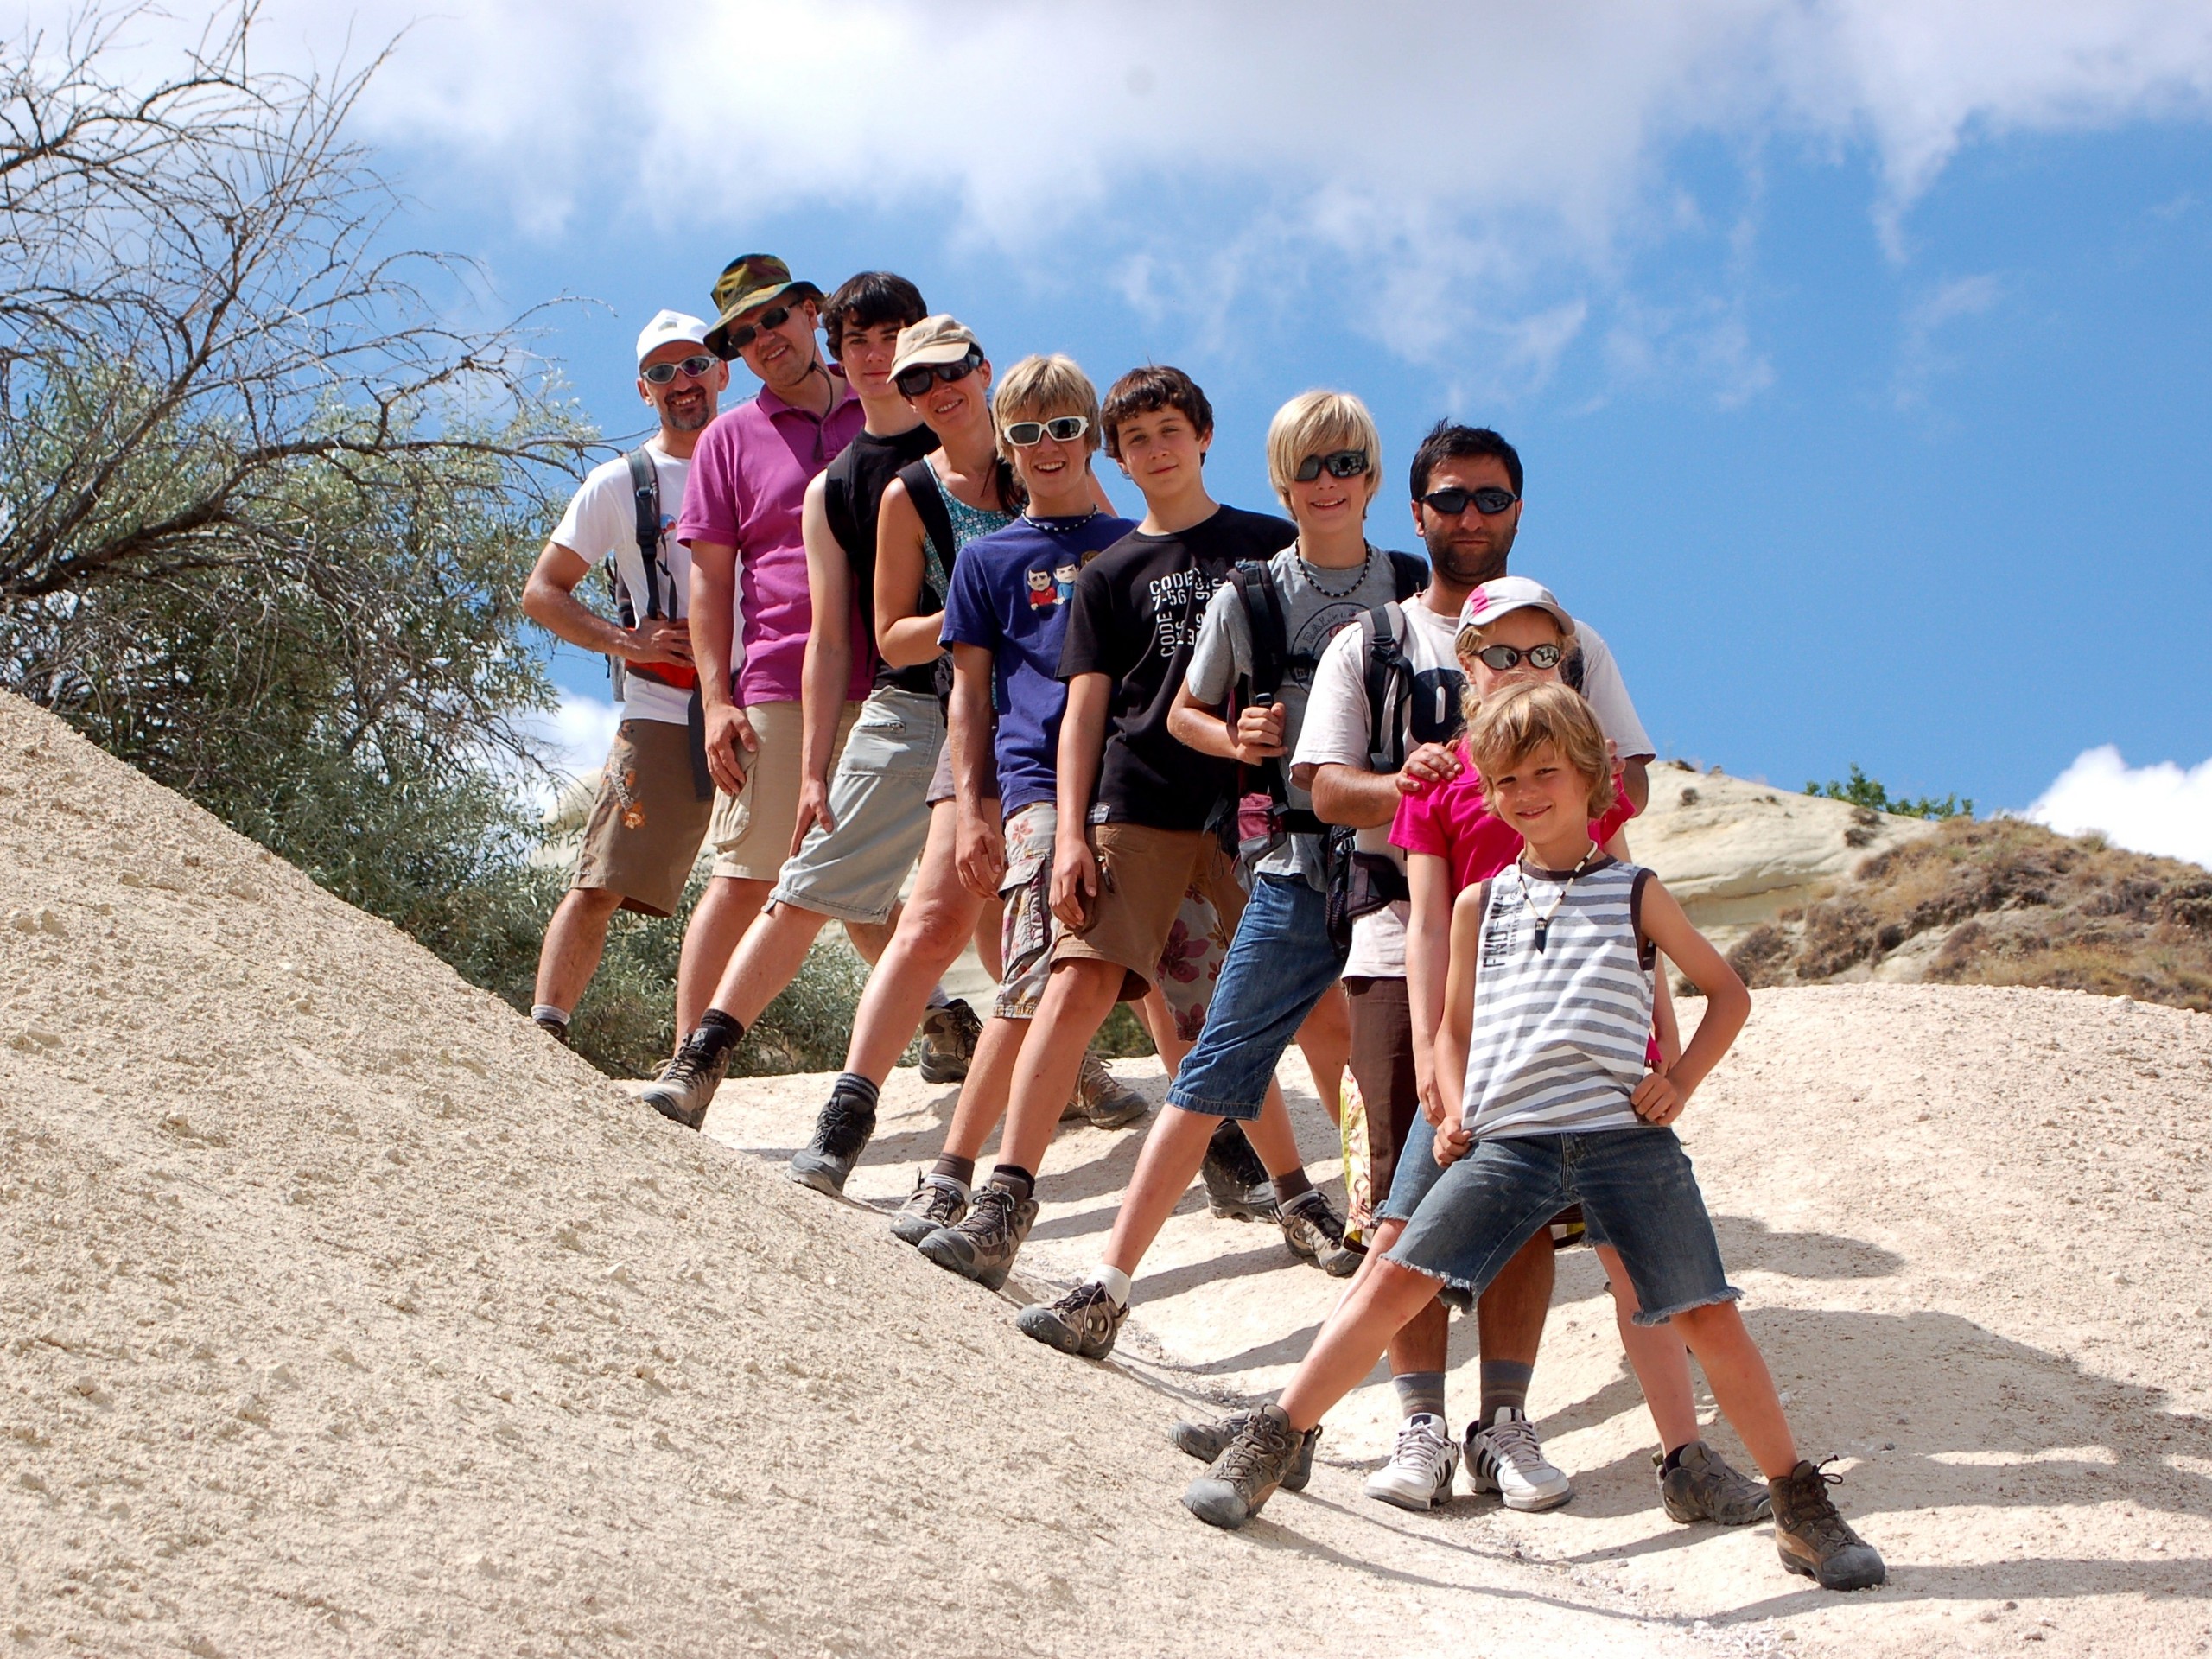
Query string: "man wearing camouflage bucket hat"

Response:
xmin=667 ymin=255 xmax=882 ymax=1057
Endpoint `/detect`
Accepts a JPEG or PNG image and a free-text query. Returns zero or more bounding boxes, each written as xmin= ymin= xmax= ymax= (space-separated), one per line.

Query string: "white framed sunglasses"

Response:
xmin=1004 ymin=416 xmax=1090 ymax=446
xmin=641 ymin=354 xmax=718 ymax=385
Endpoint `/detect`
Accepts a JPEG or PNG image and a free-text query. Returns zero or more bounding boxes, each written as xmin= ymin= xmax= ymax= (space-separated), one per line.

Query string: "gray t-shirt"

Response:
xmin=1185 ymin=543 xmax=1408 ymax=887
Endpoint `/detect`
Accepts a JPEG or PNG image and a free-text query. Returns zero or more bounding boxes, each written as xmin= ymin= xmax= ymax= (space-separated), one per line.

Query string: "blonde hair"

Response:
xmin=994 ymin=354 xmax=1102 ymax=457
xmin=1265 ymin=390 xmax=1382 ymax=509
xmin=1466 ymin=681 xmax=1615 ymax=821
xmin=1454 ymin=608 xmax=1577 ymax=728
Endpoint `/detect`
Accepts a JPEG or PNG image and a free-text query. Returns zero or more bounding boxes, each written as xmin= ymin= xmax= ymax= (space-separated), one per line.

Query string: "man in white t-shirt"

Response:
xmin=1275 ymin=422 xmax=1654 ymax=1513
xmin=519 ymin=309 xmax=731 ymax=1044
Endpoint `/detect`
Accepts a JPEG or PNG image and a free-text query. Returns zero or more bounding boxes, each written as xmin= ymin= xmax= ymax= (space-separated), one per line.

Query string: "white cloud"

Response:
xmin=517 ymin=691 xmax=620 ymax=813
xmin=2026 ymin=744 xmax=2212 ymax=869
xmin=26 ymin=0 xmax=2212 ymax=391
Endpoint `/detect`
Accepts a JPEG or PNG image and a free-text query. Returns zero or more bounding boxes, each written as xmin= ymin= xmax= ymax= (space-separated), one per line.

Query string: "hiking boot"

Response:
xmin=1200 ymin=1123 xmax=1276 ymax=1221
xmin=1168 ymin=1412 xmax=1320 ymax=1493
xmin=787 ymin=1084 xmax=877 ymax=1195
xmin=534 ymin=1014 xmax=570 ymax=1046
xmin=1069 ymin=1051 xmax=1149 ymax=1129
xmin=636 ymin=1026 xmax=731 ymax=1131
xmin=1183 ymin=1404 xmax=1306 ymax=1530
xmin=1770 ymin=1460 xmax=1885 ymax=1590
xmin=1016 ymin=1281 xmax=1128 ymax=1359
xmin=916 ymin=1182 xmax=1038 ymax=1292
xmin=890 ymin=1171 xmax=969 ymax=1246
xmin=1658 ymin=1440 xmax=1772 ymax=1526
xmin=1465 ymin=1406 xmax=1573 ymax=1511
xmin=1277 ymin=1188 xmax=1362 ymax=1276
xmin=917 ymin=998 xmax=982 ymax=1084
xmin=1364 ymin=1413 xmax=1459 ymax=1512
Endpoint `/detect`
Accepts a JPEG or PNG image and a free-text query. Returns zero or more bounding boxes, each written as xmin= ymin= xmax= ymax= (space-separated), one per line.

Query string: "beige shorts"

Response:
xmin=571 ymin=718 xmax=715 ymax=918
xmin=1049 ymin=820 xmax=1244 ymax=1039
xmin=707 ymin=699 xmax=861 ymax=883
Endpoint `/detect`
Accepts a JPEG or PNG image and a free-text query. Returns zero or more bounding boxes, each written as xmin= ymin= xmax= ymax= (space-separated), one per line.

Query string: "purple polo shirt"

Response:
xmin=677 ymin=378 xmax=869 ymax=706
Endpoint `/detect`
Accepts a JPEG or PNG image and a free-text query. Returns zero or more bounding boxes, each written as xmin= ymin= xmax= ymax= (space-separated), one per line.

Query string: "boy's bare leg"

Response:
xmin=971 ymin=899 xmax=1004 ymax=983
xmin=1296 ymin=982 xmax=1351 ymax=1126
xmin=993 ymin=959 xmax=1126 ymax=1174
xmin=702 ymin=901 xmax=831 ymax=1028
xmin=1670 ymin=1302 xmax=1796 ymax=1478
xmin=1277 ymin=1257 xmax=1444 ymax=1429
xmin=935 ymin=1015 xmax=1030 ymax=1166
xmin=839 ymin=803 xmax=984 ymax=1082
xmin=1476 ymin=1233 xmax=1554 ymax=1372
xmin=674 ymin=875 xmax=772 ymax=1033
xmin=1099 ymin=1067 xmax=1294 ymax=1280
xmin=1596 ymin=1245 xmax=1700 ymax=1451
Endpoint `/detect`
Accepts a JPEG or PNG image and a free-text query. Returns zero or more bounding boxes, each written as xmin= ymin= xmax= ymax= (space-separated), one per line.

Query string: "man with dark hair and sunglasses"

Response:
xmin=661 ymin=255 xmax=881 ymax=1063
xmin=520 ymin=309 xmax=729 ymax=1046
xmin=1013 ymin=388 xmax=1431 ymax=1357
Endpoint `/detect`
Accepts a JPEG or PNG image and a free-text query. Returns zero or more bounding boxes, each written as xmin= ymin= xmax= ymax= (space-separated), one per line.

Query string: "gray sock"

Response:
xmin=1394 ymin=1370 xmax=1447 ymax=1422
xmin=1479 ymin=1359 xmax=1534 ymax=1424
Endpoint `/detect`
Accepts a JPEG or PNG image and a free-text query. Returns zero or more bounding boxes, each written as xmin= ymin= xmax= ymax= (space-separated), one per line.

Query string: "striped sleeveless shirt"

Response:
xmin=1459 ymin=856 xmax=1656 ymax=1140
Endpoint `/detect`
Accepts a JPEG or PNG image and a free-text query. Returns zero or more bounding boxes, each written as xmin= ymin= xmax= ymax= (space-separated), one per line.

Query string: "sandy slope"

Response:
xmin=6 ymin=689 xmax=2211 ymax=1656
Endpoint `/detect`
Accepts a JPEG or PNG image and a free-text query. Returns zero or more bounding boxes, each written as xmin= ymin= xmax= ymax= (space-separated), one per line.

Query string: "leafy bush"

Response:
xmin=1805 ymin=763 xmax=1974 ymax=821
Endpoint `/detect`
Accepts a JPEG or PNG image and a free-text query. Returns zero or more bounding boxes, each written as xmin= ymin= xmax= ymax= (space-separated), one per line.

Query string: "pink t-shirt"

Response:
xmin=677 ymin=381 xmax=869 ymax=707
xmin=1390 ymin=742 xmax=1638 ymax=891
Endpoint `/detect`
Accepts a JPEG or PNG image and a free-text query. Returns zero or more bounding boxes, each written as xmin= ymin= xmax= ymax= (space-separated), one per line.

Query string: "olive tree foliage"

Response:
xmin=0 ymin=3 xmax=598 ymax=1019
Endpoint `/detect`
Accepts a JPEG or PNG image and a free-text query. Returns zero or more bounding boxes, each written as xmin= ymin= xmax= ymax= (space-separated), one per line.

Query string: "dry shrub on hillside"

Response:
xmin=1728 ymin=818 xmax=2212 ymax=1014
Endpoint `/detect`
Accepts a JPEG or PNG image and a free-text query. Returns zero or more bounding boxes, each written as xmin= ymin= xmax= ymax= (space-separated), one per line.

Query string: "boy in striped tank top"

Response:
xmin=1184 ymin=682 xmax=1887 ymax=1593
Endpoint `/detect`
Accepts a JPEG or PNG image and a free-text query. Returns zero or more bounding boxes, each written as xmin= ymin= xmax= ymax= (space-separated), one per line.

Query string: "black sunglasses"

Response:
xmin=1421 ymin=486 xmax=1519 ymax=517
xmin=893 ymin=351 xmax=982 ymax=400
xmin=1005 ymin=416 xmax=1089 ymax=446
xmin=1294 ymin=448 xmax=1370 ymax=482
xmin=640 ymin=353 xmax=718 ymax=385
xmin=1469 ymin=642 xmax=1563 ymax=671
xmin=724 ymin=304 xmax=792 ymax=353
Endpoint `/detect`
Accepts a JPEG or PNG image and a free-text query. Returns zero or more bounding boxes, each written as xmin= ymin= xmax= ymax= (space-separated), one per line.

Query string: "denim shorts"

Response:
xmin=1164 ymin=872 xmax=1347 ymax=1122
xmin=770 ymin=688 xmax=941 ymax=923
xmin=1384 ymin=1128 xmax=1738 ymax=1325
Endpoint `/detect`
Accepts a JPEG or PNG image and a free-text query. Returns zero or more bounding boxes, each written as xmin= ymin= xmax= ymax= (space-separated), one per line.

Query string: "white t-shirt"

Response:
xmin=551 ymin=442 xmax=694 ymax=725
xmin=1293 ymin=595 xmax=1653 ymax=977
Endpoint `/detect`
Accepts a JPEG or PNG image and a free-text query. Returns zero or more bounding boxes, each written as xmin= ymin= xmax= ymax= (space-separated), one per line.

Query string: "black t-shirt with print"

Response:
xmin=823 ymin=421 xmax=941 ymax=695
xmin=1057 ymin=503 xmax=1297 ymax=831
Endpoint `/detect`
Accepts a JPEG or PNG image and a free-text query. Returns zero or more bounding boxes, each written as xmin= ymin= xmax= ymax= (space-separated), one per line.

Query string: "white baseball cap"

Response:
xmin=1458 ymin=575 xmax=1576 ymax=638
xmin=635 ymin=308 xmax=711 ymax=367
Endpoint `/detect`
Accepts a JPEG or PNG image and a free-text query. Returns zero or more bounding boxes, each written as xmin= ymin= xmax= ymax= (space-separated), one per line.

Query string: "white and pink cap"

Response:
xmin=1458 ymin=575 xmax=1575 ymax=638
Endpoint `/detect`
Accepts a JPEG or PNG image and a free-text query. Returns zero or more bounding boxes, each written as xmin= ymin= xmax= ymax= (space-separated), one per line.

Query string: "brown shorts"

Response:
xmin=1050 ymin=822 xmax=1245 ymax=1021
xmin=571 ymin=718 xmax=715 ymax=918
xmin=1347 ymin=976 xmax=1420 ymax=1217
xmin=706 ymin=699 xmax=861 ymax=883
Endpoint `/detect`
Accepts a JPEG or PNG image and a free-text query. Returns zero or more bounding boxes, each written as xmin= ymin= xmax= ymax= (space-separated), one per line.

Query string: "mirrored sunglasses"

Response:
xmin=1293 ymin=448 xmax=1370 ymax=483
xmin=1421 ymin=485 xmax=1519 ymax=517
xmin=724 ymin=304 xmax=791 ymax=353
xmin=640 ymin=353 xmax=718 ymax=385
xmin=1004 ymin=416 xmax=1090 ymax=447
xmin=1470 ymin=642 xmax=1563 ymax=671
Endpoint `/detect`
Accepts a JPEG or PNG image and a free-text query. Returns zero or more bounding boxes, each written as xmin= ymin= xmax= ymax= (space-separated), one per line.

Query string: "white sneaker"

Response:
xmin=1465 ymin=1406 xmax=1573 ymax=1511
xmin=1363 ymin=1413 xmax=1459 ymax=1511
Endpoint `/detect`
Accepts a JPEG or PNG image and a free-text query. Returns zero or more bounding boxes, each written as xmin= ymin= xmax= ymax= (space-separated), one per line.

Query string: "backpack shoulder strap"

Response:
xmin=1386 ymin=549 xmax=1430 ymax=602
xmin=1363 ymin=602 xmax=1414 ymax=766
xmin=625 ymin=448 xmax=663 ymax=620
xmin=896 ymin=457 xmax=958 ymax=574
xmin=1229 ymin=559 xmax=1290 ymax=699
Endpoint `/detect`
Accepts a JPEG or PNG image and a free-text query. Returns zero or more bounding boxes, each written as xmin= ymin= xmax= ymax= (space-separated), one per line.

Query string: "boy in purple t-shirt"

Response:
xmin=887 ymin=355 xmax=1142 ymax=1245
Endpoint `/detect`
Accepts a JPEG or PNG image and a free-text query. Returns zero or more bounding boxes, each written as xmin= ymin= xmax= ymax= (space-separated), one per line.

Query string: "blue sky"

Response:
xmin=79 ymin=1 xmax=2212 ymax=858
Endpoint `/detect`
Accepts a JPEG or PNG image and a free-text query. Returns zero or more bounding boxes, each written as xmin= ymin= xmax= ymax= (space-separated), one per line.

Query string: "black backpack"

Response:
xmin=601 ymin=448 xmax=711 ymax=799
